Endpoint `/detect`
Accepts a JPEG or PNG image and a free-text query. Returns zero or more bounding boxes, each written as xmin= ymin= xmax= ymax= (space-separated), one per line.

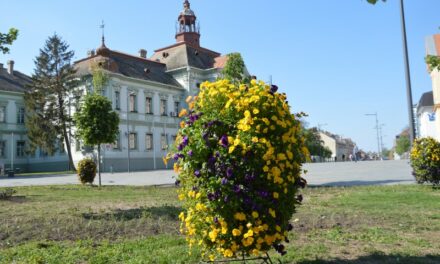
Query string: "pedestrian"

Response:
xmin=353 ymin=144 xmax=358 ymax=162
xmin=349 ymin=154 xmax=353 ymax=161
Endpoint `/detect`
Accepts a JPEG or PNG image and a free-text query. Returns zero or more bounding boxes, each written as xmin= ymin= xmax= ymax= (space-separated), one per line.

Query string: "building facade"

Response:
xmin=416 ymin=91 xmax=437 ymax=139
xmin=0 ymin=61 xmax=69 ymax=174
xmin=319 ymin=131 xmax=356 ymax=161
xmin=71 ymin=0 xmax=235 ymax=172
xmin=425 ymin=34 xmax=440 ymax=141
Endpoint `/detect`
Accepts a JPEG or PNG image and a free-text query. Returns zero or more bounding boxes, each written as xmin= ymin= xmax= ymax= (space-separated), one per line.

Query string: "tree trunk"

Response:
xmin=62 ymin=125 xmax=76 ymax=171
xmin=97 ymin=145 xmax=101 ymax=187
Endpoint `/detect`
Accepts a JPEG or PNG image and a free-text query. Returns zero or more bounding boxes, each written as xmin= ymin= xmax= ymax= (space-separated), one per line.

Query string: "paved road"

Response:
xmin=0 ymin=160 xmax=414 ymax=187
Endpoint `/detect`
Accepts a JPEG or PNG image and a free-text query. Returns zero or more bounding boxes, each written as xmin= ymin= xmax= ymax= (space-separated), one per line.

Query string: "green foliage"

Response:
xmin=410 ymin=137 xmax=440 ymax=185
xmin=0 ymin=28 xmax=18 ymax=54
xmin=77 ymin=158 xmax=97 ymax=184
xmin=303 ymin=127 xmax=332 ymax=159
xmin=381 ymin=147 xmax=391 ymax=159
xmin=221 ymin=53 xmax=247 ymax=83
xmin=91 ymin=64 xmax=109 ymax=93
xmin=395 ymin=135 xmax=411 ymax=155
xmin=25 ymin=34 xmax=79 ymax=170
xmin=367 ymin=0 xmax=386 ymax=4
xmin=0 ymin=188 xmax=16 ymax=200
xmin=74 ymin=93 xmax=119 ymax=147
xmin=425 ymin=55 xmax=440 ymax=72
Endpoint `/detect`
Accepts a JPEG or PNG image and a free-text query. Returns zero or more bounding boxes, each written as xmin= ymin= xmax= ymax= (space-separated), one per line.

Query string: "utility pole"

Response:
xmin=365 ymin=113 xmax=381 ymax=159
xmin=400 ymin=0 xmax=416 ymax=143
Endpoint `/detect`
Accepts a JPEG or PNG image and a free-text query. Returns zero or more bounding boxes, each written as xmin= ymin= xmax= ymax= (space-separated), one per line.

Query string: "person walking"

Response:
xmin=353 ymin=144 xmax=359 ymax=162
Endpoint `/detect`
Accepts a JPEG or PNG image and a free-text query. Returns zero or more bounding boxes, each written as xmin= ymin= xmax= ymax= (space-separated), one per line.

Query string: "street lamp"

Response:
xmin=365 ymin=113 xmax=381 ymax=159
xmin=400 ymin=0 xmax=416 ymax=144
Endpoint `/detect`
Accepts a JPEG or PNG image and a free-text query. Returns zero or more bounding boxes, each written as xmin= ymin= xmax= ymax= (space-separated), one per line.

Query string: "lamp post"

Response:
xmin=365 ymin=113 xmax=381 ymax=159
xmin=400 ymin=0 xmax=416 ymax=144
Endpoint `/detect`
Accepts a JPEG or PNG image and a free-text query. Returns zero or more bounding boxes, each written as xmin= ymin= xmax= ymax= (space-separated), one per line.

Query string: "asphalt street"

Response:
xmin=0 ymin=160 xmax=414 ymax=187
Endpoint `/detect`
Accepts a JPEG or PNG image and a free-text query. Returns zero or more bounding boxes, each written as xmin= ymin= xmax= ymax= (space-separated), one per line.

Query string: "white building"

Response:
xmin=425 ymin=34 xmax=440 ymax=141
xmin=71 ymin=0 xmax=239 ymax=172
xmin=0 ymin=61 xmax=69 ymax=173
xmin=319 ymin=131 xmax=356 ymax=161
xmin=416 ymin=91 xmax=437 ymax=139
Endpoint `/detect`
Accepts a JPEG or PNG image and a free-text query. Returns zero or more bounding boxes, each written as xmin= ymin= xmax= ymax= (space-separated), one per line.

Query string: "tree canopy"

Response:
xmin=395 ymin=135 xmax=411 ymax=155
xmin=221 ymin=53 xmax=247 ymax=83
xmin=25 ymin=34 xmax=79 ymax=170
xmin=0 ymin=28 xmax=18 ymax=54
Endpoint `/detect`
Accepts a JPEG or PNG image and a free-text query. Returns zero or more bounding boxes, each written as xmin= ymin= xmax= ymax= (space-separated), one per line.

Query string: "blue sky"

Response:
xmin=1 ymin=0 xmax=439 ymax=152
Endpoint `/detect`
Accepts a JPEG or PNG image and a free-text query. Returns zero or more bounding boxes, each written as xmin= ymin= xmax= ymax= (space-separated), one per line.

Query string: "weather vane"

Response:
xmin=100 ymin=20 xmax=105 ymax=44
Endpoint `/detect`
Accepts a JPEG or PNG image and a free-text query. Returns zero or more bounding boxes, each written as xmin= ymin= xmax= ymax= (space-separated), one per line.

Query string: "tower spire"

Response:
xmin=176 ymin=0 xmax=200 ymax=47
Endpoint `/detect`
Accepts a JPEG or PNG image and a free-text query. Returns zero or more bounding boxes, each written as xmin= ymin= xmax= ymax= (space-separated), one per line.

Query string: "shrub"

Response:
xmin=0 ymin=188 xmax=16 ymax=200
xmin=169 ymin=79 xmax=308 ymax=261
xmin=410 ymin=137 xmax=440 ymax=186
xmin=77 ymin=158 xmax=97 ymax=185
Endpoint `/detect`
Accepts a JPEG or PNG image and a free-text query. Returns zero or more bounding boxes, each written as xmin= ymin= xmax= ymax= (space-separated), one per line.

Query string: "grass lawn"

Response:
xmin=0 ymin=184 xmax=439 ymax=263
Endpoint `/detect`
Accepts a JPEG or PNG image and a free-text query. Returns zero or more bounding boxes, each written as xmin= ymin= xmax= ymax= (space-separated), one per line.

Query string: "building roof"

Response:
xmin=417 ymin=91 xmax=434 ymax=109
xmin=74 ymin=48 xmax=182 ymax=87
xmin=0 ymin=67 xmax=31 ymax=93
xmin=151 ymin=42 xmax=223 ymax=71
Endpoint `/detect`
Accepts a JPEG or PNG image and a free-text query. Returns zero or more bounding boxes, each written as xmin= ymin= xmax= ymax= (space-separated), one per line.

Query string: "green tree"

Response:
xmin=221 ymin=53 xmax=247 ymax=83
xmin=0 ymin=28 xmax=18 ymax=54
xmin=25 ymin=34 xmax=79 ymax=170
xmin=395 ymin=135 xmax=411 ymax=156
xmin=381 ymin=147 xmax=391 ymax=159
xmin=74 ymin=93 xmax=119 ymax=186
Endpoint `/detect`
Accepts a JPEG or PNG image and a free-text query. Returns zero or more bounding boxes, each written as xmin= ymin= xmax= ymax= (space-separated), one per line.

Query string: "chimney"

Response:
xmin=139 ymin=49 xmax=147 ymax=59
xmin=87 ymin=49 xmax=96 ymax=57
xmin=7 ymin=60 xmax=14 ymax=75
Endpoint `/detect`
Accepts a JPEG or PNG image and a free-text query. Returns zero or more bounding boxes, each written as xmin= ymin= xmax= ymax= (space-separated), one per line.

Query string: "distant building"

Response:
xmin=416 ymin=91 xmax=436 ymax=138
xmin=425 ymin=34 xmax=440 ymax=141
xmin=319 ymin=131 xmax=355 ymax=161
xmin=0 ymin=61 xmax=68 ymax=173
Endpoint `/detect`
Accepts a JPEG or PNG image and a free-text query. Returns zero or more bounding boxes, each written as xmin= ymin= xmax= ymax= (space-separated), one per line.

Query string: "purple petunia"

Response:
xmin=187 ymin=150 xmax=193 ymax=157
xmin=233 ymin=185 xmax=241 ymax=193
xmin=173 ymin=154 xmax=180 ymax=161
xmin=270 ymin=84 xmax=278 ymax=94
xmin=226 ymin=167 xmax=233 ymax=178
xmin=220 ymin=135 xmax=228 ymax=148
xmin=221 ymin=178 xmax=228 ymax=185
xmin=194 ymin=170 xmax=201 ymax=177
xmin=182 ymin=136 xmax=189 ymax=147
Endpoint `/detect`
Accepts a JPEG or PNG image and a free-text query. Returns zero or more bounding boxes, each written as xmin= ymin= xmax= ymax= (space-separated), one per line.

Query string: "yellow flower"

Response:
xmin=243 ymin=229 xmax=254 ymax=238
xmin=232 ymin=228 xmax=242 ymax=236
xmin=209 ymin=229 xmax=218 ymax=242
xmin=223 ymin=249 xmax=234 ymax=258
xmin=185 ymin=96 xmax=192 ymax=103
xmin=252 ymin=211 xmax=259 ymax=218
xmin=234 ymin=212 xmax=246 ymax=221
xmin=273 ymin=192 xmax=279 ymax=199
xmin=269 ymin=208 xmax=276 ymax=218
xmin=178 ymin=108 xmax=188 ymax=117
xmin=252 ymin=137 xmax=259 ymax=143
xmin=229 ymin=146 xmax=235 ymax=154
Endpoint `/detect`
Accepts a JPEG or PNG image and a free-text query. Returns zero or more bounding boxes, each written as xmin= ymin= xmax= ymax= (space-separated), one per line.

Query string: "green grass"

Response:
xmin=0 ymin=185 xmax=439 ymax=263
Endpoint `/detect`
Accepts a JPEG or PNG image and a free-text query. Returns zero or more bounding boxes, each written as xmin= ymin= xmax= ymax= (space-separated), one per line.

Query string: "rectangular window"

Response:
xmin=115 ymin=91 xmax=120 ymax=110
xmin=161 ymin=134 xmax=168 ymax=150
xmin=0 ymin=141 xmax=5 ymax=157
xmin=0 ymin=106 xmax=5 ymax=123
xmin=17 ymin=107 xmax=25 ymax=124
xmin=129 ymin=132 xmax=137 ymax=150
xmin=145 ymin=133 xmax=153 ymax=150
xmin=174 ymin=102 xmax=180 ymax=115
xmin=112 ymin=132 xmax=120 ymax=150
xmin=160 ymin=99 xmax=167 ymax=116
xmin=129 ymin=94 xmax=137 ymax=112
xmin=17 ymin=141 xmax=25 ymax=158
xmin=75 ymin=139 xmax=81 ymax=152
xmin=146 ymin=97 xmax=153 ymax=114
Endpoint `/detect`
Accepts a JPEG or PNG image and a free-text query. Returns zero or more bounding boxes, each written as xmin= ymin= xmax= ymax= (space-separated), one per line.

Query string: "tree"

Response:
xmin=367 ymin=0 xmax=386 ymax=4
xmin=381 ymin=147 xmax=391 ymax=159
xmin=0 ymin=28 xmax=18 ymax=54
xmin=25 ymin=34 xmax=79 ymax=171
xmin=221 ymin=53 xmax=247 ymax=83
xmin=74 ymin=83 xmax=119 ymax=186
xmin=395 ymin=135 xmax=411 ymax=156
